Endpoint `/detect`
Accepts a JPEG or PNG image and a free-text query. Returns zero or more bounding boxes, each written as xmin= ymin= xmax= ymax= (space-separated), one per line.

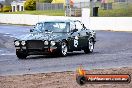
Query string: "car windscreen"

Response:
xmin=44 ymin=22 xmax=70 ymax=33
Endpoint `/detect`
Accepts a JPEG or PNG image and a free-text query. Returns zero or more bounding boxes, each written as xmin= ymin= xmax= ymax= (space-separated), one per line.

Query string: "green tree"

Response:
xmin=24 ymin=0 xmax=36 ymax=10
xmin=3 ymin=5 xmax=11 ymax=12
xmin=38 ymin=0 xmax=53 ymax=3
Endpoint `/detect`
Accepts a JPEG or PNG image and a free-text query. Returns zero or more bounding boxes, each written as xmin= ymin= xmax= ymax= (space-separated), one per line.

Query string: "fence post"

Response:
xmin=65 ymin=0 xmax=70 ymax=16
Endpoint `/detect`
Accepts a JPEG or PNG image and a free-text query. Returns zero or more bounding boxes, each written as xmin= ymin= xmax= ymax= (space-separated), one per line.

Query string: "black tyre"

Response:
xmin=76 ymin=76 xmax=86 ymax=85
xmin=59 ymin=41 xmax=68 ymax=57
xmin=84 ymin=38 xmax=94 ymax=54
xmin=16 ymin=51 xmax=27 ymax=59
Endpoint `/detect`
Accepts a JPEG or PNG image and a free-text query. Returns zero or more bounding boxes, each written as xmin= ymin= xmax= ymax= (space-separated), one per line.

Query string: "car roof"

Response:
xmin=38 ymin=19 xmax=79 ymax=24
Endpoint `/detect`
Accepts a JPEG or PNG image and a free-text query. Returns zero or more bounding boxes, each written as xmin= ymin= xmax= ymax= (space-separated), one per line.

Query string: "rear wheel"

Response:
xmin=16 ymin=50 xmax=27 ymax=59
xmin=84 ymin=38 xmax=94 ymax=54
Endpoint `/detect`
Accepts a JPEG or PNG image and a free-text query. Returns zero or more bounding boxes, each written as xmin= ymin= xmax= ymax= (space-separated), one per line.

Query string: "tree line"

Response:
xmin=0 ymin=0 xmax=53 ymax=12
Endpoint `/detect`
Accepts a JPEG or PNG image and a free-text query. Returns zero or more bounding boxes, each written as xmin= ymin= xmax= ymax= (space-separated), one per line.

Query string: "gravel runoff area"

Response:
xmin=0 ymin=67 xmax=132 ymax=88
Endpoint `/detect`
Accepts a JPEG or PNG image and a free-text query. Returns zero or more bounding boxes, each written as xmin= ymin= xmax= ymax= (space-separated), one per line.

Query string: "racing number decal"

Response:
xmin=74 ymin=39 xmax=78 ymax=47
xmin=74 ymin=36 xmax=79 ymax=47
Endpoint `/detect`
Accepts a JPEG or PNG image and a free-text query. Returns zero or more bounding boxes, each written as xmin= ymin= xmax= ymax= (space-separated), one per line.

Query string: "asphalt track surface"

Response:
xmin=0 ymin=24 xmax=132 ymax=76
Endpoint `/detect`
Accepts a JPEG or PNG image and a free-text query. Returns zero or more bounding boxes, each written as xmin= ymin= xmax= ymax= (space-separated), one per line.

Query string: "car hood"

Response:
xmin=16 ymin=32 xmax=69 ymax=41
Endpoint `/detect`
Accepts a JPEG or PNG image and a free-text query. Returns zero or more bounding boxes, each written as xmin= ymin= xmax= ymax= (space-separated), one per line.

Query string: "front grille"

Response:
xmin=26 ymin=40 xmax=44 ymax=49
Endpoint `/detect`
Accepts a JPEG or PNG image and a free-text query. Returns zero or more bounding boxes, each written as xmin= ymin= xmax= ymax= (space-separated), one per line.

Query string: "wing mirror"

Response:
xmin=30 ymin=26 xmax=35 ymax=32
xmin=30 ymin=29 xmax=34 ymax=32
xmin=82 ymin=24 xmax=86 ymax=29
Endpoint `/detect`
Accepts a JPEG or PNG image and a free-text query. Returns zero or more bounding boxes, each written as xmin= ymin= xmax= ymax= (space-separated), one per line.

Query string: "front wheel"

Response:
xmin=84 ymin=38 xmax=94 ymax=54
xmin=59 ymin=41 xmax=68 ymax=57
xmin=16 ymin=50 xmax=27 ymax=59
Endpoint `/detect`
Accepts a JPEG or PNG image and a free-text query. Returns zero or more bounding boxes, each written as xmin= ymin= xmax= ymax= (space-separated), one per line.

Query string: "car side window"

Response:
xmin=70 ymin=22 xmax=76 ymax=32
xmin=74 ymin=22 xmax=82 ymax=31
xmin=64 ymin=22 xmax=70 ymax=32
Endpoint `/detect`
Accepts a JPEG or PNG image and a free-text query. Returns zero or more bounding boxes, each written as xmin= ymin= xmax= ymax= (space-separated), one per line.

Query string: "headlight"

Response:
xmin=50 ymin=41 xmax=56 ymax=46
xmin=14 ymin=41 xmax=20 ymax=46
xmin=21 ymin=41 xmax=26 ymax=46
xmin=44 ymin=41 xmax=49 ymax=45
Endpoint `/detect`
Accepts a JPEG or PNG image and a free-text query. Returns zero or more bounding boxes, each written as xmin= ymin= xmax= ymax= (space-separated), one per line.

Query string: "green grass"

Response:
xmin=98 ymin=3 xmax=132 ymax=17
xmin=98 ymin=8 xmax=132 ymax=17
xmin=0 ymin=10 xmax=65 ymax=16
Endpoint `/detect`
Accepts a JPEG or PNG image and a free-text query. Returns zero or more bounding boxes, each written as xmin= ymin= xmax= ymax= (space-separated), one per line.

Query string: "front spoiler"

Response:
xmin=16 ymin=47 xmax=58 ymax=55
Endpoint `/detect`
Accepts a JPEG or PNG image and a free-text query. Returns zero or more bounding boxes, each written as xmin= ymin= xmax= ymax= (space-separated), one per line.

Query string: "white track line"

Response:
xmin=0 ymin=53 xmax=15 ymax=56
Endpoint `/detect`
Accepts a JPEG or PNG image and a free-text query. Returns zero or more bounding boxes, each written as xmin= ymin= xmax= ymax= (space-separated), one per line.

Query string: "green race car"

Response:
xmin=14 ymin=20 xmax=96 ymax=59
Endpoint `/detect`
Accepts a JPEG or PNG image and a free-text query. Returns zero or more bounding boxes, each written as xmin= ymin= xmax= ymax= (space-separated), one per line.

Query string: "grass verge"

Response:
xmin=0 ymin=10 xmax=65 ymax=16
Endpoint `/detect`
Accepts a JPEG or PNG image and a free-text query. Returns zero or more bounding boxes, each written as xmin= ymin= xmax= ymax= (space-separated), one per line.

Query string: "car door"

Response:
xmin=74 ymin=21 xmax=86 ymax=49
xmin=67 ymin=22 xmax=80 ymax=51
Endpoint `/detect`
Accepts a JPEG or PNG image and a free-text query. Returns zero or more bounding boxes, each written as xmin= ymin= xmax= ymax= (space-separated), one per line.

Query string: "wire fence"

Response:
xmin=93 ymin=0 xmax=132 ymax=16
xmin=93 ymin=0 xmax=130 ymax=10
xmin=36 ymin=0 xmax=132 ymax=17
xmin=70 ymin=0 xmax=132 ymax=17
xmin=36 ymin=3 xmax=64 ymax=10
